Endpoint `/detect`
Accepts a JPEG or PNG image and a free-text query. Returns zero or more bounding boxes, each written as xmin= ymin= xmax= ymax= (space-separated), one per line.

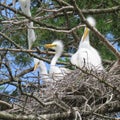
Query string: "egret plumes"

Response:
xmin=71 ymin=16 xmax=104 ymax=71
xmin=45 ymin=40 xmax=72 ymax=80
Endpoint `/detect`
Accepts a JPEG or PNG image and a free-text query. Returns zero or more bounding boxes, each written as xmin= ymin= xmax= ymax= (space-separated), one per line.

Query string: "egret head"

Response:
xmin=82 ymin=16 xmax=96 ymax=41
xmin=44 ymin=40 xmax=64 ymax=52
xmin=86 ymin=16 xmax=96 ymax=27
xmin=33 ymin=58 xmax=45 ymax=71
xmin=34 ymin=58 xmax=40 ymax=70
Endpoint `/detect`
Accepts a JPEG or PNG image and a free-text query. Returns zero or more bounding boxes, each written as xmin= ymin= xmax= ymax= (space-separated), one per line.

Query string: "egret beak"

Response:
xmin=82 ymin=27 xmax=89 ymax=41
xmin=44 ymin=44 xmax=56 ymax=48
xmin=34 ymin=63 xmax=39 ymax=71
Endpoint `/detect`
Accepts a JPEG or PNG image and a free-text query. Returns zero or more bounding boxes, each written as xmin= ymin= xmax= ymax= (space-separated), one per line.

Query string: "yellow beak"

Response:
xmin=82 ymin=27 xmax=89 ymax=41
xmin=44 ymin=44 xmax=56 ymax=48
xmin=34 ymin=63 xmax=39 ymax=71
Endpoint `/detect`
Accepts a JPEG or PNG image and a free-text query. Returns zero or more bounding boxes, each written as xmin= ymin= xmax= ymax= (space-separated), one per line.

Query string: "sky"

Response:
xmin=106 ymin=33 xmax=120 ymax=51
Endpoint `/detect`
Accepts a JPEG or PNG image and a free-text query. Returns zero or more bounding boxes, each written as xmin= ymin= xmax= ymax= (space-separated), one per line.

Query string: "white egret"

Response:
xmin=71 ymin=16 xmax=104 ymax=71
xmin=17 ymin=0 xmax=36 ymax=49
xmin=33 ymin=58 xmax=52 ymax=82
xmin=33 ymin=58 xmax=54 ymax=96
xmin=13 ymin=0 xmax=31 ymax=16
xmin=19 ymin=0 xmax=31 ymax=16
xmin=45 ymin=40 xmax=72 ymax=80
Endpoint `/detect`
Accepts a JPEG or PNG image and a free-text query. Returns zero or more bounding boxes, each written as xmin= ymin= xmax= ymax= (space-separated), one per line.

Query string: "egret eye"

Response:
xmin=49 ymin=49 xmax=55 ymax=52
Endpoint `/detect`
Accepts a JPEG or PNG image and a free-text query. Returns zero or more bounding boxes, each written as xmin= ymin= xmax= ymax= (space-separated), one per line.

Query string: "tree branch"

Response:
xmin=0 ymin=32 xmax=21 ymax=49
xmin=0 ymin=100 xmax=13 ymax=109
xmin=42 ymin=5 xmax=120 ymax=14
xmin=0 ymin=3 xmax=67 ymax=30
xmin=0 ymin=111 xmax=38 ymax=120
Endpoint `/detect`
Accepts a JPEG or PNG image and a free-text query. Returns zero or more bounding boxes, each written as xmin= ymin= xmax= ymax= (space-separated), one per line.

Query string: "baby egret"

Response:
xmin=33 ymin=58 xmax=52 ymax=82
xmin=71 ymin=16 xmax=104 ymax=71
xmin=18 ymin=0 xmax=36 ymax=49
xmin=45 ymin=40 xmax=72 ymax=80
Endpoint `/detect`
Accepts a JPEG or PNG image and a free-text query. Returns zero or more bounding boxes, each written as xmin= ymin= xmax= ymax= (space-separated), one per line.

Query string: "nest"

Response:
xmin=1 ymin=67 xmax=120 ymax=120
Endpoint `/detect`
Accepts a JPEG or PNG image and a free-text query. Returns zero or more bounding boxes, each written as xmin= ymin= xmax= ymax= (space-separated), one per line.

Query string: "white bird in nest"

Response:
xmin=44 ymin=40 xmax=72 ymax=80
xmin=70 ymin=16 xmax=104 ymax=71
xmin=33 ymin=58 xmax=54 ymax=96
xmin=33 ymin=58 xmax=53 ymax=82
xmin=13 ymin=0 xmax=36 ymax=49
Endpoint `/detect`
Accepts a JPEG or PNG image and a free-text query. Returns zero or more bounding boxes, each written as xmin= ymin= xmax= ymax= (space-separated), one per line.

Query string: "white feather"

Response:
xmin=86 ymin=16 xmax=96 ymax=27
xmin=27 ymin=22 xmax=36 ymax=49
xmin=19 ymin=0 xmax=36 ymax=49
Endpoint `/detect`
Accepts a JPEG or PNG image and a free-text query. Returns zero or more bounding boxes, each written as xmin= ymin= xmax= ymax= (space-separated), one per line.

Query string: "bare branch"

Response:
xmin=0 ymin=100 xmax=13 ymax=109
xmin=0 ymin=111 xmax=38 ymax=120
xmin=32 ymin=24 xmax=85 ymax=33
xmin=0 ymin=3 xmax=67 ymax=30
xmin=0 ymin=32 xmax=21 ymax=49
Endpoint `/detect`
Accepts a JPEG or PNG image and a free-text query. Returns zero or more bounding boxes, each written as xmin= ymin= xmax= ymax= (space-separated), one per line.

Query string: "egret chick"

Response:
xmin=71 ymin=16 xmax=104 ymax=71
xmin=45 ymin=40 xmax=72 ymax=80
xmin=34 ymin=58 xmax=51 ymax=82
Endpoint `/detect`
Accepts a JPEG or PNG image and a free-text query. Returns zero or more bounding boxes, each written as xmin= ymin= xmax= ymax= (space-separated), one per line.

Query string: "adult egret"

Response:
xmin=71 ymin=16 xmax=104 ymax=71
xmin=14 ymin=0 xmax=36 ymax=49
xmin=33 ymin=58 xmax=52 ymax=82
xmin=45 ymin=40 xmax=72 ymax=80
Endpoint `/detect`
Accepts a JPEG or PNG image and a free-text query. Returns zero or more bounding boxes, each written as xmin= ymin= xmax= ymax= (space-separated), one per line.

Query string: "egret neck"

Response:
xmin=51 ymin=46 xmax=63 ymax=66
